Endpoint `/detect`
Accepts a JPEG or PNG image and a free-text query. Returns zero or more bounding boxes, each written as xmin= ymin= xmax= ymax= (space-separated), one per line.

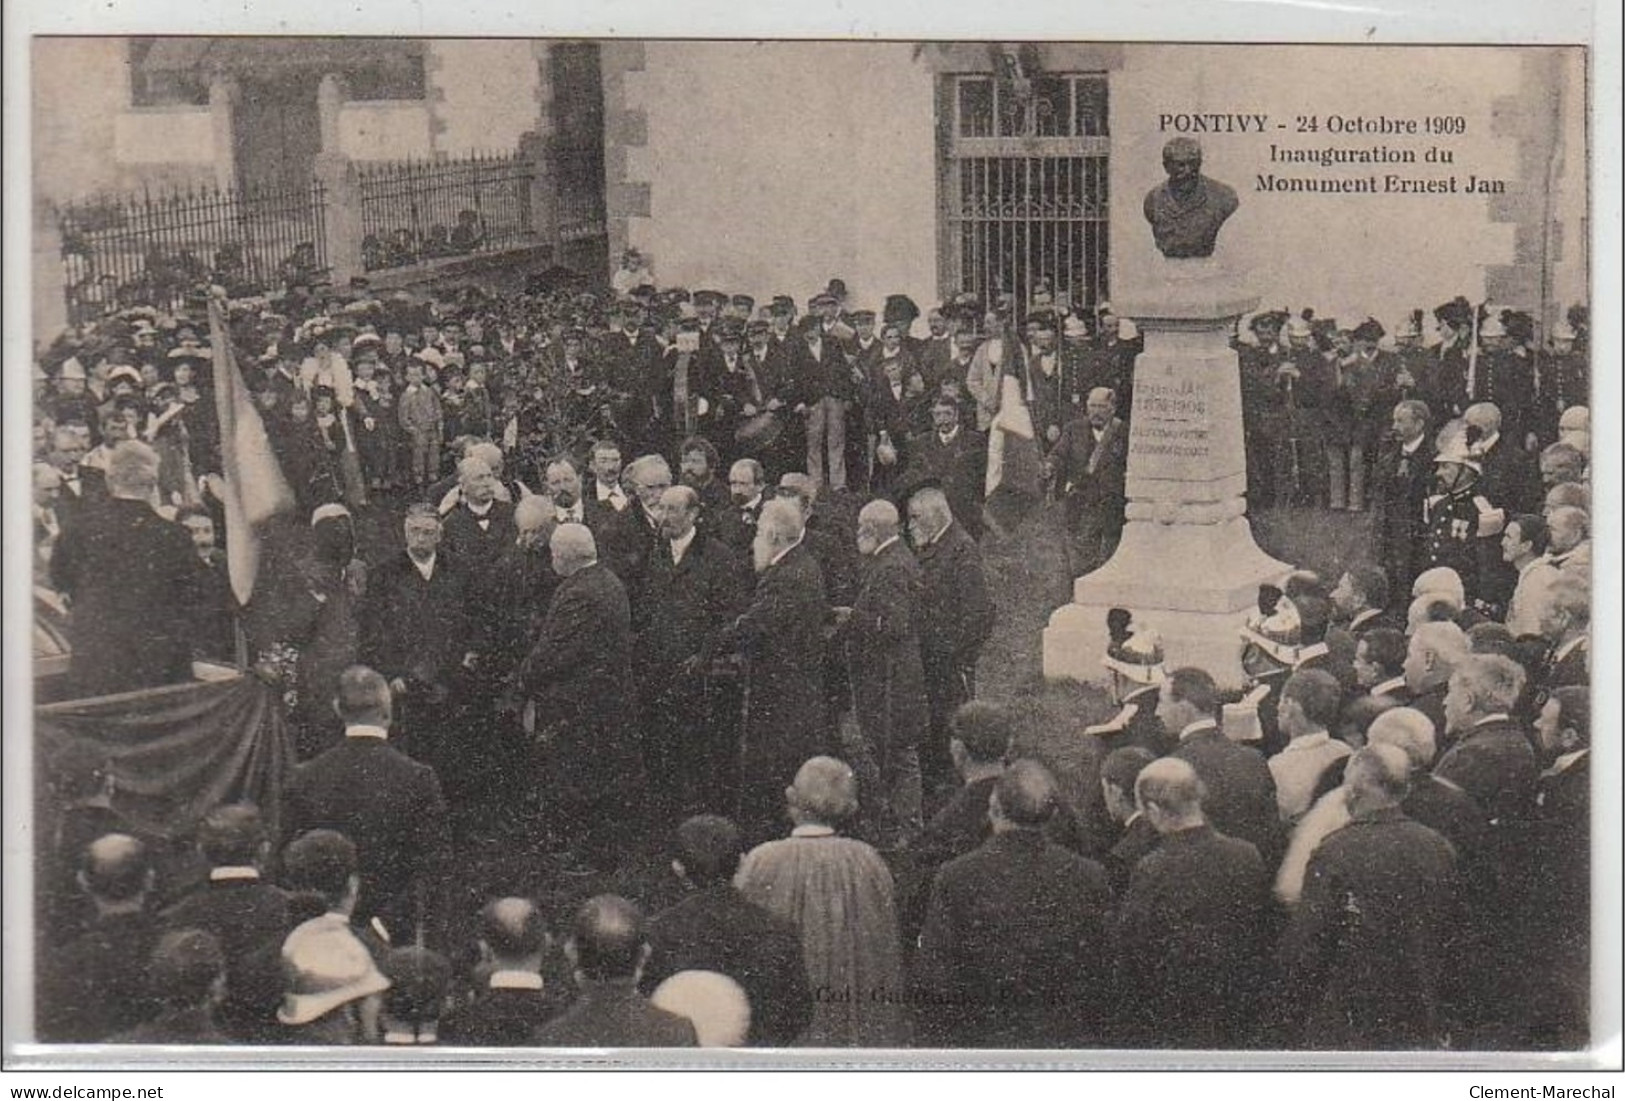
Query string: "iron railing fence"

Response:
xmin=357 ymin=149 xmax=537 ymax=272
xmin=58 ymin=179 xmax=328 ymax=323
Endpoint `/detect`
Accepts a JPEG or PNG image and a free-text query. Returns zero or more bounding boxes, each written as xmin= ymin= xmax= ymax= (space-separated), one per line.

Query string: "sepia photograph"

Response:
xmin=6 ymin=8 xmax=1616 ymax=1073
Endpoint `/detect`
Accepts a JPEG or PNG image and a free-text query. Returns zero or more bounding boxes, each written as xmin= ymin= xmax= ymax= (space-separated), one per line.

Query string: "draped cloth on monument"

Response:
xmin=984 ymin=371 xmax=1043 ymax=535
xmin=35 ymin=675 xmax=295 ymax=842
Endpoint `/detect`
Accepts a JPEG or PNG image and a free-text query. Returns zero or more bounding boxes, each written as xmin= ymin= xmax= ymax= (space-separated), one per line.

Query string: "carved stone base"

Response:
xmin=1042 ymin=260 xmax=1292 ymax=691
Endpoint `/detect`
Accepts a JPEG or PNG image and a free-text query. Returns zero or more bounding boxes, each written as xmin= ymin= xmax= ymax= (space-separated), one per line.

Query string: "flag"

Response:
xmin=208 ymin=295 xmax=295 ymax=605
xmin=983 ymin=358 xmax=1043 ymax=536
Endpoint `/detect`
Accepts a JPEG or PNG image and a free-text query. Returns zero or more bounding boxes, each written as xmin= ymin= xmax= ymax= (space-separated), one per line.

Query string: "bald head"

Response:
xmin=1135 ymin=757 xmax=1207 ymax=833
xmin=991 ymin=759 xmax=1059 ymax=829
xmin=1412 ymin=567 xmax=1466 ymax=606
xmin=1345 ymin=744 xmax=1413 ymax=815
xmin=335 ymin=664 xmax=393 ymax=726
xmin=549 ymin=522 xmax=597 ymax=577
xmin=81 ymin=833 xmax=152 ymax=904
xmin=479 ymin=897 xmax=550 ymax=964
xmin=568 ymin=895 xmax=648 ymax=982
xmin=1366 ymin=707 xmax=1437 ymax=772
xmin=786 ymin=755 xmax=859 ymax=827
xmin=1406 ymin=620 xmax=1469 ymax=692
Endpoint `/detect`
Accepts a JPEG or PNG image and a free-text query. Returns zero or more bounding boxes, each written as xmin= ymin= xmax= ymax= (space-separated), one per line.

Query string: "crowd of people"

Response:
xmin=29 ymin=260 xmax=1593 ymax=1051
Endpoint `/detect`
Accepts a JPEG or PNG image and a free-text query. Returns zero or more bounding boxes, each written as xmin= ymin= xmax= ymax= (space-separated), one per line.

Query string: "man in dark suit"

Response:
xmin=1291 ymin=593 xmax=1360 ymax=700
xmin=1331 ymin=564 xmax=1401 ymax=638
xmin=1099 ymin=745 xmax=1161 ymax=893
xmin=1435 ymin=653 xmax=1538 ymax=827
xmin=1112 ymin=757 xmax=1268 ymax=1049
xmin=912 ymin=761 xmax=1115 ymax=1047
xmin=37 ymin=833 xmax=161 ymax=1042
xmin=1278 ymin=745 xmax=1463 ymax=1049
xmin=839 ymin=499 xmax=929 ymax=847
xmin=439 ymin=898 xmax=566 ymax=1046
xmin=777 ymin=472 xmax=860 ymax=736
xmin=634 ymin=486 xmax=751 ymax=825
xmin=1525 ymin=686 xmax=1589 ymax=1048
xmin=534 ymin=895 xmax=698 ymax=1047
xmin=1402 ymin=620 xmax=1471 ymax=742
xmin=517 ymin=523 xmax=643 ymax=874
xmin=677 ymin=435 xmax=734 ymax=531
xmin=1462 ymin=402 xmax=1538 ymax=610
xmin=602 ymin=302 xmax=665 ymax=457
xmin=644 ymin=815 xmax=813 ymax=1046
xmin=45 ymin=425 xmax=107 ymax=534
xmin=358 ymin=503 xmax=472 ymax=766
xmin=1365 ymin=707 xmax=1488 ymax=862
xmin=439 ymin=454 xmax=518 ymax=592
xmin=1372 ymin=399 xmax=1436 ymax=597
xmin=1533 ymin=575 xmax=1590 ymax=699
xmin=51 ymin=440 xmax=198 ymax=698
xmin=908 ymin=486 xmax=997 ymax=797
xmin=607 ymin=454 xmax=673 ymax=588
xmin=1047 ymin=386 xmax=1129 ymax=576
xmin=548 ymin=455 xmax=635 ymax=583
xmin=283 ymin=666 xmax=450 ymax=943
xmin=1159 ymin=667 xmax=1283 ymax=870
xmin=472 ymin=496 xmax=560 ymax=688
xmin=900 ymin=395 xmax=986 ymax=542
xmin=158 ymin=804 xmax=290 ymax=1040
xmin=710 ymin=498 xmax=829 ymax=843
xmin=1465 ymin=402 xmax=1540 ymax=518
xmin=717 ymin=458 xmax=770 ymax=555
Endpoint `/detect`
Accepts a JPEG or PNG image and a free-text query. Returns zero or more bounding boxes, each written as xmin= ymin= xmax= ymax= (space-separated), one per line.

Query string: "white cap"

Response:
xmin=1117 ymin=318 xmax=1139 ymax=340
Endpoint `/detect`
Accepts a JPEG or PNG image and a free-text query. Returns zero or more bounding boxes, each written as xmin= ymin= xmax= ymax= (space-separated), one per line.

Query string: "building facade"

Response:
xmin=33 ymin=38 xmax=1586 ymax=341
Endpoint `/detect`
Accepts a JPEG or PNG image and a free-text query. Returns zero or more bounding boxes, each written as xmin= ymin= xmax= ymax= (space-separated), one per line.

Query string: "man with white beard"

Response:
xmin=710 ymin=499 xmax=830 ymax=843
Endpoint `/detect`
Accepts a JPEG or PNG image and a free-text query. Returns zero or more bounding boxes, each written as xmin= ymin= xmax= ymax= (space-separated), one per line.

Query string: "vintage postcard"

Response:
xmin=5 ymin=0 xmax=1616 ymax=1077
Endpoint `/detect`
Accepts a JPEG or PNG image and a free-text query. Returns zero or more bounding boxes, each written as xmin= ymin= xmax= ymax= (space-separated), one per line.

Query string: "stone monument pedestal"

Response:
xmin=1042 ymin=260 xmax=1292 ymax=690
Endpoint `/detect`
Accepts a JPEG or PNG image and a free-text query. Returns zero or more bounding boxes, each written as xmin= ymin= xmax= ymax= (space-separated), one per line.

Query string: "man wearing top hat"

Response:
xmin=1428 ymin=297 xmax=1473 ymax=420
xmin=707 ymin=319 xmax=756 ymax=453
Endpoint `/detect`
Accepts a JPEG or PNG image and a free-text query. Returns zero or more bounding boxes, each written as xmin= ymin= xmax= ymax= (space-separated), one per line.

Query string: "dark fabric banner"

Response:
xmin=35 ymin=674 xmax=294 ymax=844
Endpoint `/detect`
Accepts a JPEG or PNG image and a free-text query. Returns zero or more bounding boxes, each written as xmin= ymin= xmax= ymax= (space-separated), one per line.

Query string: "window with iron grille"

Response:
xmin=945 ymin=73 xmax=1109 ymax=319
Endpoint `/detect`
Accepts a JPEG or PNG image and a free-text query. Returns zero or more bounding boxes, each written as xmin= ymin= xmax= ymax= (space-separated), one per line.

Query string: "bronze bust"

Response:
xmin=1143 ymin=137 xmax=1238 ymax=259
